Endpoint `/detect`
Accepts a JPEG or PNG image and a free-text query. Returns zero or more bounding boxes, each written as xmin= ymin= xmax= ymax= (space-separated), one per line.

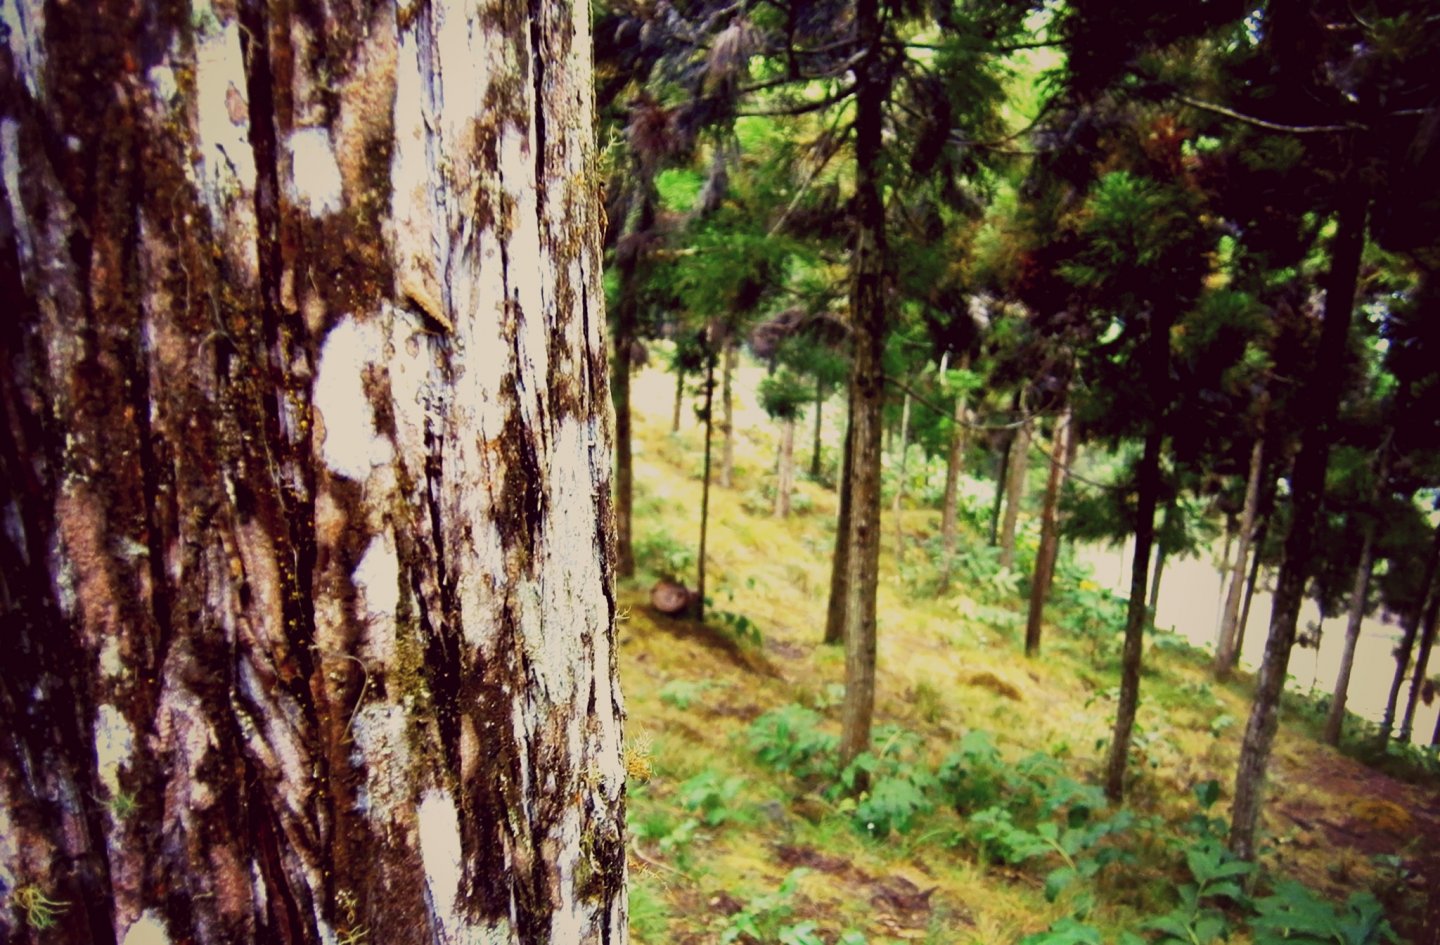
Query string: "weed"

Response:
xmin=747 ymin=705 xmax=839 ymax=782
xmin=712 ymin=608 xmax=763 ymax=646
xmin=658 ymin=679 xmax=716 ymax=710
xmin=1249 ymin=881 xmax=1397 ymax=945
xmin=628 ymin=877 xmax=672 ymax=943
xmin=677 ymin=770 xmax=751 ymax=827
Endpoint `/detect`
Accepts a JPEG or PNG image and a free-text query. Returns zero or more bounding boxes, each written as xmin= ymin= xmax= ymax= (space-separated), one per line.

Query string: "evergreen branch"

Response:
xmin=1174 ymin=95 xmax=1355 ymax=134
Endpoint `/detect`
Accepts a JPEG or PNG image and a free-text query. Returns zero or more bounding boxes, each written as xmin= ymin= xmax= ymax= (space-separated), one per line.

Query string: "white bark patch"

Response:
xmin=1 ymin=118 xmax=35 ymax=268
xmin=94 ymin=704 xmax=135 ymax=797
xmin=286 ymin=128 xmax=345 ymax=217
xmin=194 ymin=20 xmax=256 ymax=217
xmin=1 ymin=0 xmax=45 ymax=100
xmin=314 ymin=316 xmax=394 ymax=480
xmin=417 ymin=789 xmax=464 ymax=936
xmin=120 ymin=911 xmax=171 ymax=945
xmin=350 ymin=704 xmax=411 ymax=826
xmin=354 ymin=532 xmax=400 ymax=666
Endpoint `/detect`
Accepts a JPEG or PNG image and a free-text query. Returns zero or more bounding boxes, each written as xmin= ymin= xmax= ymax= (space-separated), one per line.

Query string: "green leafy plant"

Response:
xmin=747 ymin=705 xmax=839 ymax=782
xmin=1143 ymin=840 xmax=1253 ymax=945
xmin=658 ymin=678 xmax=717 ymax=710
xmin=1248 ymin=882 xmax=1397 ymax=945
xmin=718 ymin=869 xmax=808 ymax=945
xmin=14 ymin=884 xmax=68 ymax=931
xmin=678 ymin=770 xmax=752 ymax=827
xmin=713 ymin=608 xmax=763 ymax=646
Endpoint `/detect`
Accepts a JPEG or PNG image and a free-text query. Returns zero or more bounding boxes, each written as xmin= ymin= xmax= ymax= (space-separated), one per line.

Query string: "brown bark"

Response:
xmin=999 ymin=420 xmax=1032 ymax=570
xmin=838 ymin=0 xmax=887 ymax=774
xmin=1216 ymin=434 xmax=1266 ymax=677
xmin=810 ymin=375 xmax=825 ymax=479
xmin=0 ymin=4 xmax=626 ymax=943
xmin=1230 ymin=174 xmax=1367 ymax=862
xmin=1025 ymin=406 xmax=1072 ymax=657
xmin=672 ymin=363 xmax=685 ymax=432
xmin=614 ymin=287 xmax=638 ymax=579
xmin=696 ymin=344 xmax=717 ymax=620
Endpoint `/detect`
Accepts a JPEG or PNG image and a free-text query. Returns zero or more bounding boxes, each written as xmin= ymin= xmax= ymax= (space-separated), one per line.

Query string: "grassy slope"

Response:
xmin=617 ymin=354 xmax=1432 ymax=945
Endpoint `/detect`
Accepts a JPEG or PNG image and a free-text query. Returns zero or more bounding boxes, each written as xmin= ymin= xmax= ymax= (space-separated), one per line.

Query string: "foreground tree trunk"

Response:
xmin=998 ymin=420 xmax=1032 ymax=570
xmin=1026 ymin=406 xmax=1073 ymax=657
xmin=1216 ymin=434 xmax=1266 ymax=677
xmin=1230 ymin=179 xmax=1367 ymax=862
xmin=838 ymin=0 xmax=888 ymax=774
xmin=0 ymin=4 xmax=627 ymax=944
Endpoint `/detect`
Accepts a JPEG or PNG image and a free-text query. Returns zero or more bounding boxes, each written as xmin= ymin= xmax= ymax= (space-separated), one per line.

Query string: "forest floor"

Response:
xmin=616 ymin=354 xmax=1439 ymax=944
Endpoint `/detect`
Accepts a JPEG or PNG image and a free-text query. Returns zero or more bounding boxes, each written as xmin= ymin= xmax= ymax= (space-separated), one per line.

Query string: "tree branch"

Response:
xmin=1175 ymin=95 xmax=1355 ymax=134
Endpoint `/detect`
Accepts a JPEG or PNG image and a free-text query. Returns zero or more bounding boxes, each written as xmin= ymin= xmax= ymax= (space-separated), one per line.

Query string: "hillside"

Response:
xmin=615 ymin=354 xmax=1440 ymax=945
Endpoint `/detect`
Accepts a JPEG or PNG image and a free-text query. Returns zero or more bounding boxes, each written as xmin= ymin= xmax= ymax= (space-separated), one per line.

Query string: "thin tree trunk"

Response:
xmin=672 ymin=363 xmax=685 ymax=432
xmin=1230 ymin=174 xmax=1368 ymax=863
xmin=775 ymin=418 xmax=796 ymax=518
xmin=811 ymin=376 xmax=825 ymax=479
xmin=892 ymin=391 xmax=912 ymax=561
xmin=613 ymin=281 xmax=639 ymax=580
xmin=938 ymin=359 xmax=970 ymax=592
xmin=1323 ymin=439 xmax=1391 ymax=743
xmin=999 ymin=420 xmax=1032 ymax=570
xmin=1026 ymin=405 xmax=1073 ymax=657
xmin=838 ymin=0 xmax=888 ymax=776
xmin=990 ymin=429 xmax=1013 ymax=546
xmin=1400 ymin=595 xmax=1440 ymax=743
xmin=1379 ymin=523 xmax=1440 ymax=746
xmin=1216 ymin=435 xmax=1267 ymax=677
xmin=696 ymin=344 xmax=717 ymax=620
xmin=1234 ymin=512 xmax=1271 ymax=668
xmin=825 ymin=405 xmax=854 ymax=645
xmin=1105 ymin=424 xmax=1164 ymax=802
xmin=1148 ymin=537 xmax=1168 ymax=616
xmin=0 ymin=3 xmax=626 ymax=942
xmin=721 ymin=339 xmax=737 ymax=488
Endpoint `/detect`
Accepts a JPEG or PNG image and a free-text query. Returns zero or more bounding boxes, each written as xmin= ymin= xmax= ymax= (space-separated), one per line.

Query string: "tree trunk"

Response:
xmin=892 ymin=391 xmax=912 ymax=561
xmin=1104 ymin=424 xmax=1164 ymax=802
xmin=810 ymin=376 xmax=825 ymax=479
xmin=774 ymin=418 xmax=796 ymax=518
xmin=1216 ymin=434 xmax=1266 ymax=677
xmin=1148 ymin=537 xmax=1168 ymax=616
xmin=938 ymin=360 xmax=971 ymax=592
xmin=1234 ymin=512 xmax=1271 ymax=669
xmin=838 ymin=0 xmax=888 ymax=776
xmin=1400 ymin=594 xmax=1440 ymax=743
xmin=1230 ymin=175 xmax=1368 ymax=863
xmin=721 ymin=339 xmax=737 ymax=488
xmin=613 ymin=282 xmax=639 ymax=581
xmin=696 ymin=344 xmax=717 ymax=620
xmin=0 ymin=4 xmax=627 ymax=944
xmin=1026 ymin=405 xmax=1073 ymax=657
xmin=1323 ymin=439 xmax=1391 ymax=743
xmin=999 ymin=420 xmax=1032 ymax=570
xmin=672 ymin=363 xmax=685 ymax=433
xmin=1378 ymin=525 xmax=1440 ymax=747
xmin=989 ymin=429 xmax=1013 ymax=546
xmin=825 ymin=403 xmax=854 ymax=646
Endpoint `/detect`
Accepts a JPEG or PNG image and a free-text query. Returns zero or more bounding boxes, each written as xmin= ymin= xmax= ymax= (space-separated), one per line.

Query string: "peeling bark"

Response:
xmin=0 ymin=3 xmax=625 ymax=943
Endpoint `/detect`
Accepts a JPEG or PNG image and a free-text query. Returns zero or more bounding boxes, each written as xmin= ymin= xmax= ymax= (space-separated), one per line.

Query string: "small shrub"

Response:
xmin=1249 ymin=882 xmax=1397 ymax=945
xmin=748 ymin=705 xmax=839 ymax=782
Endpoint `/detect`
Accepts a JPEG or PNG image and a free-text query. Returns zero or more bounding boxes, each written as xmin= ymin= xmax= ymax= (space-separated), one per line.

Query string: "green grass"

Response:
xmin=616 ymin=353 xmax=1417 ymax=945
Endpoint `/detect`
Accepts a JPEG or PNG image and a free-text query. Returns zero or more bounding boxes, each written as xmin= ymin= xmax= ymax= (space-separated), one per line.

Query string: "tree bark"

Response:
xmin=774 ymin=418 xmax=796 ymax=518
xmin=999 ymin=420 xmax=1031 ymax=570
xmin=0 ymin=3 xmax=626 ymax=943
xmin=721 ymin=339 xmax=737 ymax=488
xmin=1026 ymin=406 xmax=1073 ymax=657
xmin=1400 ymin=593 xmax=1440 ymax=743
xmin=824 ymin=405 xmax=854 ymax=646
xmin=810 ymin=376 xmax=826 ymax=479
xmin=613 ymin=280 xmax=639 ymax=580
xmin=1322 ymin=439 xmax=1391 ymax=743
xmin=1104 ymin=424 xmax=1164 ymax=802
xmin=1148 ymin=535 xmax=1168 ymax=616
xmin=696 ymin=343 xmax=717 ymax=620
xmin=938 ymin=359 xmax=970 ymax=592
xmin=672 ymin=362 xmax=685 ymax=433
xmin=838 ymin=0 xmax=888 ymax=775
xmin=1378 ymin=524 xmax=1440 ymax=747
xmin=1216 ymin=434 xmax=1266 ymax=677
xmin=1234 ymin=511 xmax=1271 ymax=668
xmin=1230 ymin=175 xmax=1367 ymax=863
xmin=892 ymin=391 xmax=912 ymax=562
